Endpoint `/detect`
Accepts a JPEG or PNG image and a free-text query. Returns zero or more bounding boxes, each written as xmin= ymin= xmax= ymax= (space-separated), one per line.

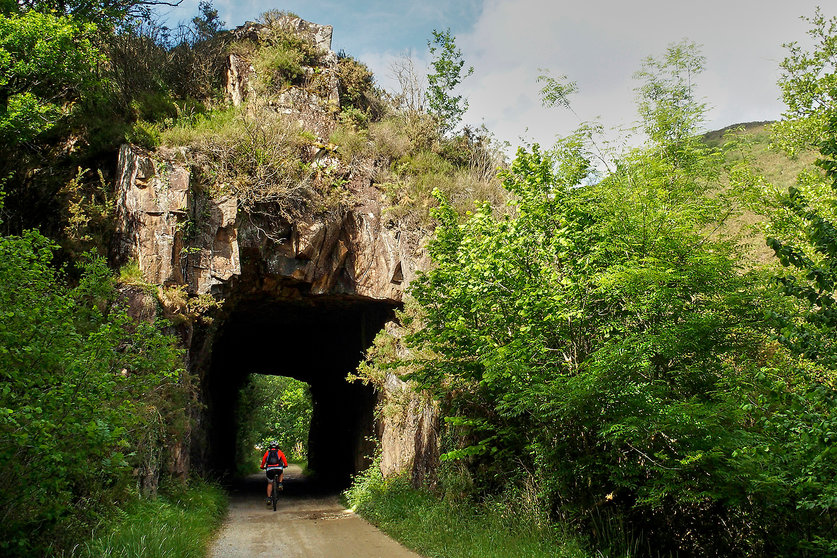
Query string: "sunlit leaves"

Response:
xmin=425 ymin=29 xmax=473 ymax=134
xmin=0 ymin=231 xmax=185 ymax=555
xmin=0 ymin=10 xmax=103 ymax=145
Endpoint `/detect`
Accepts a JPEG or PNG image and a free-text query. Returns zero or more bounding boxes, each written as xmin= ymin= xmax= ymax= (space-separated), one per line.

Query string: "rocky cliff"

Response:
xmin=112 ymin=15 xmax=438 ymax=486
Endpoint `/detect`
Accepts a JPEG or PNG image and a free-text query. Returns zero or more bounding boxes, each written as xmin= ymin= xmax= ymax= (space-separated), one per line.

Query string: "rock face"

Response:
xmin=114 ymin=144 xmax=417 ymax=300
xmin=224 ymin=17 xmax=340 ymax=117
xmin=113 ymin=145 xmax=240 ymax=293
xmin=379 ymin=374 xmax=439 ymax=487
xmin=112 ymin=15 xmax=438 ymax=486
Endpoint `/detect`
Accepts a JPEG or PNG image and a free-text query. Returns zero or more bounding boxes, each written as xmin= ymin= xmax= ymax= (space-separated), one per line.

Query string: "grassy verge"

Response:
xmin=69 ymin=479 xmax=227 ymax=558
xmin=345 ymin=469 xmax=588 ymax=558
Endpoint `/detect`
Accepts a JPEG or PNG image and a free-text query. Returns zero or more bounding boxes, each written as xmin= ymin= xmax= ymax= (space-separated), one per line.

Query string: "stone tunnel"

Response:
xmin=199 ymin=295 xmax=396 ymax=487
xmin=113 ymin=144 xmax=439 ymax=490
xmin=111 ymin=15 xmax=440 ymax=490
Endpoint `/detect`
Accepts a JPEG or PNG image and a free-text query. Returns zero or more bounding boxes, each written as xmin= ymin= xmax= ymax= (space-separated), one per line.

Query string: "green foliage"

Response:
xmin=326 ymin=112 xmax=507 ymax=227
xmin=426 ymin=28 xmax=473 ymax=133
xmin=254 ymin=42 xmax=306 ymax=90
xmin=235 ymin=375 xmax=313 ymax=473
xmin=772 ymin=8 xmax=837 ymax=155
xmin=537 ymin=70 xmax=578 ymax=111
xmin=244 ymin=11 xmax=325 ymax=93
xmin=336 ymin=54 xmax=376 ymax=113
xmin=190 ymin=1 xmax=225 ymax=44
xmin=160 ymin=106 xmax=326 ymax=215
xmin=0 ymin=10 xmax=103 ymax=145
xmin=634 ymin=40 xmax=706 ymax=147
xmin=346 ymin=465 xmax=588 ymax=558
xmin=101 ymin=10 xmax=227 ymax=122
xmin=768 ymin=9 xmax=837 ymax=368
xmin=377 ymin=40 xmax=837 ymax=556
xmin=0 ymin=231 xmax=190 ymax=556
xmin=60 ymin=167 xmax=115 ymax=258
xmin=14 ymin=0 xmax=181 ymax=25
xmin=339 ymin=106 xmax=370 ymax=129
xmin=72 ymin=479 xmax=227 ymax=558
xmin=126 ymin=119 xmax=162 ymax=149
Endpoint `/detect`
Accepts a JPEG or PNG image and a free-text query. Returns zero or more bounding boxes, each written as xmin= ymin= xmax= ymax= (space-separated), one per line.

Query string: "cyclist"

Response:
xmin=260 ymin=441 xmax=288 ymax=504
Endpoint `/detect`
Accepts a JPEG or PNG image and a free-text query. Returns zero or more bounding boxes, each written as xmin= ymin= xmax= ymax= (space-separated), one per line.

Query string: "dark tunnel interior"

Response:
xmin=200 ymin=295 xmax=396 ymax=488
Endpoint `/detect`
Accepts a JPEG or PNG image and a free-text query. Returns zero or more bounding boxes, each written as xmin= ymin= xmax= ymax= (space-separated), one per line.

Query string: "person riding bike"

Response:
xmin=260 ymin=441 xmax=288 ymax=504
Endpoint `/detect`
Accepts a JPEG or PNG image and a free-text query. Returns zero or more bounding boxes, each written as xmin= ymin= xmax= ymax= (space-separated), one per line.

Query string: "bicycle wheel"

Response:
xmin=272 ymin=476 xmax=278 ymax=511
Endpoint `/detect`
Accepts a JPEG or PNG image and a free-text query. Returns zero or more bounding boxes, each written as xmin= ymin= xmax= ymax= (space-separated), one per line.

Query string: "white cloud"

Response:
xmin=161 ymin=0 xmax=831 ymax=154
xmin=452 ymin=0 xmax=827 ymax=150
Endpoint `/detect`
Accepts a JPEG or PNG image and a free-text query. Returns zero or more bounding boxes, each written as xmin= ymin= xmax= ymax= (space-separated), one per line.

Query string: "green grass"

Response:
xmin=70 ymin=480 xmax=227 ymax=558
xmin=345 ymin=472 xmax=588 ymax=558
xmin=158 ymin=105 xmax=243 ymax=146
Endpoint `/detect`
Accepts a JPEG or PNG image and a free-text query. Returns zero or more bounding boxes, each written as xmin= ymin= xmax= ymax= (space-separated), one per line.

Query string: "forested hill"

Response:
xmin=1 ymin=1 xmax=837 ymax=557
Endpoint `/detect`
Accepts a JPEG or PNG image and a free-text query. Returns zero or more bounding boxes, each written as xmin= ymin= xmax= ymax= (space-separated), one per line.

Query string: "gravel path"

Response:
xmin=209 ymin=465 xmax=422 ymax=558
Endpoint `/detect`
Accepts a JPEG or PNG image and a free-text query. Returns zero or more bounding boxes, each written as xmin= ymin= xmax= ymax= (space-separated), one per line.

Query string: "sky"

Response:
xmin=159 ymin=0 xmax=832 ymax=151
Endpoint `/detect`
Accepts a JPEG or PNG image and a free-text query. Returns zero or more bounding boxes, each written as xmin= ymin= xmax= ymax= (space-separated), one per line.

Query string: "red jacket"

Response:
xmin=261 ymin=448 xmax=288 ymax=469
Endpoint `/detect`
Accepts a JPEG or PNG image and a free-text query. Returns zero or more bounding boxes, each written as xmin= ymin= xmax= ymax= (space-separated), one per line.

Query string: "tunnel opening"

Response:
xmin=199 ymin=294 xmax=395 ymax=489
xmin=234 ymin=374 xmax=313 ymax=476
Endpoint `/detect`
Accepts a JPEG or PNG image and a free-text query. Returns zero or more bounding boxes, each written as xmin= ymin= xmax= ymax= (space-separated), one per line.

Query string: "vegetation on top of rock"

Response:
xmin=140 ymin=9 xmax=508 ymax=225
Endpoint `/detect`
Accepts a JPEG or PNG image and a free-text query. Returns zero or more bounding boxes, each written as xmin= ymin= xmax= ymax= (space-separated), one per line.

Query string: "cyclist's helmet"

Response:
xmin=269 ymin=441 xmax=279 ymax=448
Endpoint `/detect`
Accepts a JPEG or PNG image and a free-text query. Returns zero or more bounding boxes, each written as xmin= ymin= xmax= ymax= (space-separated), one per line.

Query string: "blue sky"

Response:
xmin=160 ymin=0 xmax=832 ymax=151
xmin=162 ymin=0 xmax=481 ymax=55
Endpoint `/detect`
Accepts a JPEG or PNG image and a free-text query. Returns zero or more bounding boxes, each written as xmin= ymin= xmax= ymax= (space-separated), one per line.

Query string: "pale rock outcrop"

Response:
xmin=114 ymin=145 xmax=241 ymax=293
xmin=225 ymin=17 xmax=340 ymax=114
xmin=115 ymin=143 xmax=421 ymax=300
xmin=379 ymin=373 xmax=439 ymax=487
xmin=225 ymin=53 xmax=253 ymax=107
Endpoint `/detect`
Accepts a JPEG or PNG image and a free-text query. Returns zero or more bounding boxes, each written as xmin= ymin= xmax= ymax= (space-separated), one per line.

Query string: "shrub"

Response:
xmin=339 ymin=106 xmax=369 ymax=130
xmin=126 ymin=120 xmax=162 ymax=149
xmin=336 ymin=55 xmax=375 ymax=111
xmin=234 ymin=11 xmax=326 ymax=94
xmin=368 ymin=118 xmax=412 ymax=161
xmin=162 ymin=106 xmax=332 ymax=216
xmin=254 ymin=42 xmax=305 ymax=91
xmin=0 ymin=233 xmax=189 ymax=556
xmin=329 ymin=123 xmax=369 ymax=164
xmin=0 ymin=11 xmax=103 ymax=146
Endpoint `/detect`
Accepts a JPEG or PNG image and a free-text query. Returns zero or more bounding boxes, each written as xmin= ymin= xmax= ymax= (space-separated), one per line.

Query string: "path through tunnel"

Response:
xmin=199 ymin=294 xmax=396 ymax=489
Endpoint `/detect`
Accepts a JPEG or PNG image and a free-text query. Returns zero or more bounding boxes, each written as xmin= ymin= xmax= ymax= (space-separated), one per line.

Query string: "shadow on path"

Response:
xmin=224 ymin=464 xmax=342 ymax=502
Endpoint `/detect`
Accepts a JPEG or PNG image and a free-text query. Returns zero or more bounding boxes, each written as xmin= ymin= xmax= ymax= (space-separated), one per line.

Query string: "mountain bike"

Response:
xmin=269 ymin=466 xmax=284 ymax=511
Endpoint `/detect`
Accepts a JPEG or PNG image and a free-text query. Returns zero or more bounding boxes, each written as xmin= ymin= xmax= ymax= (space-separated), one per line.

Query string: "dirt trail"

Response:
xmin=209 ymin=465 xmax=422 ymax=558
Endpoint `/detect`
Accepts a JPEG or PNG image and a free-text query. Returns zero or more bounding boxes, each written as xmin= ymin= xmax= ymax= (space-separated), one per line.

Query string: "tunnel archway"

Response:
xmin=199 ymin=294 xmax=396 ymax=488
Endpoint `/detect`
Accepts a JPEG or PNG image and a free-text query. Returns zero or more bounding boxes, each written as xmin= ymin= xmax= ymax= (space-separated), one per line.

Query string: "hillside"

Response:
xmin=701 ymin=121 xmax=818 ymax=266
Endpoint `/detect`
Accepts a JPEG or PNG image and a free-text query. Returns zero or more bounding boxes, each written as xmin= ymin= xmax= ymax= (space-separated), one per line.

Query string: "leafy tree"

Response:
xmin=377 ymin=39 xmax=837 ymax=555
xmin=0 ymin=10 xmax=103 ymax=145
xmin=0 ymin=231 xmax=188 ymax=556
xmin=767 ymin=9 xmax=837 ymax=364
xmin=634 ymin=40 xmax=706 ymax=147
xmin=425 ymin=28 xmax=473 ymax=133
xmin=189 ymin=0 xmax=223 ymax=43
xmin=13 ymin=0 xmax=183 ymax=24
